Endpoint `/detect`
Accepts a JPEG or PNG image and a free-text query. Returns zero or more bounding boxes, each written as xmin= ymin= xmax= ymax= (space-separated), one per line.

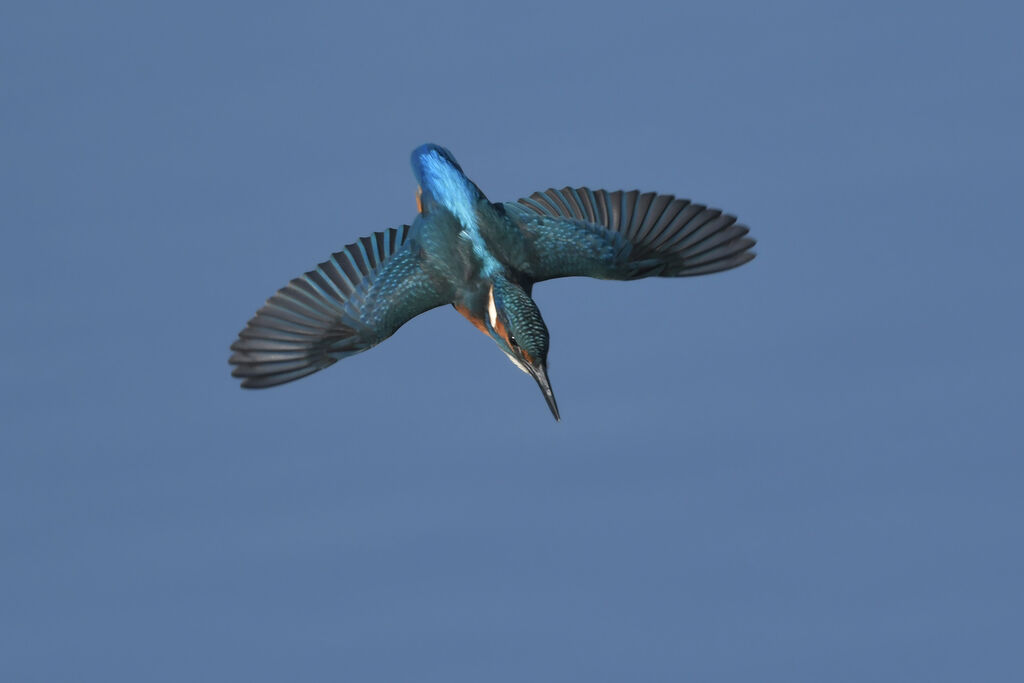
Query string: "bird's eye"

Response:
xmin=508 ymin=335 xmax=519 ymax=348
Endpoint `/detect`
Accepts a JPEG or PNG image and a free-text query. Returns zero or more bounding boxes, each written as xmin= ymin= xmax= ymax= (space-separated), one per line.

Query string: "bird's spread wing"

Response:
xmin=230 ymin=225 xmax=451 ymax=388
xmin=503 ymin=188 xmax=755 ymax=282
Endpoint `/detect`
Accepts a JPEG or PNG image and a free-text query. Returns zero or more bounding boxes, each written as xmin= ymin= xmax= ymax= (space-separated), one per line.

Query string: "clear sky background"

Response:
xmin=2 ymin=1 xmax=1021 ymax=681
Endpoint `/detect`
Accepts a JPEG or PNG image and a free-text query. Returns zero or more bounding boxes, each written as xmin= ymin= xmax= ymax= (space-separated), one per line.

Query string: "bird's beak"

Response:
xmin=529 ymin=361 xmax=560 ymax=421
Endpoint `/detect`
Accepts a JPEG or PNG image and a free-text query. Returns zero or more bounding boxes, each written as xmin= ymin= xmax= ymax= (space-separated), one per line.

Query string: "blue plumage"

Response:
xmin=230 ymin=145 xmax=756 ymax=419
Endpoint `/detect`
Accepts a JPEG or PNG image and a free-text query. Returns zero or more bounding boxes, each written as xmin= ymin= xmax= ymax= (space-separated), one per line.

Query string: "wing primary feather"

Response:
xmin=258 ymin=303 xmax=332 ymax=331
xmin=578 ymin=187 xmax=598 ymax=223
xmin=564 ymin=187 xmax=586 ymax=221
xmin=605 ymin=191 xmax=620 ymax=229
xmin=238 ymin=364 xmax=330 ymax=388
xmin=682 ymin=237 xmax=756 ymax=267
xmin=268 ymin=292 xmax=332 ymax=323
xmin=292 ymin=277 xmax=342 ymax=309
xmin=230 ymin=337 xmax=308 ymax=353
xmin=231 ymin=224 xmax=451 ymax=389
xmin=548 ymin=187 xmax=581 ymax=219
xmin=232 ymin=356 xmax=322 ymax=375
xmin=649 ymin=203 xmax=704 ymax=250
xmin=519 ymin=197 xmax=550 ymax=216
xmin=620 ymin=190 xmax=639 ymax=239
xmin=543 ymin=189 xmax=572 ymax=218
xmin=661 ymin=209 xmax=723 ymax=252
xmin=644 ymin=198 xmax=690 ymax=246
xmin=634 ymin=193 xmax=672 ymax=244
xmin=358 ymin=236 xmax=377 ymax=269
xmin=679 ymin=224 xmax=749 ymax=259
xmin=230 ymin=348 xmax=316 ymax=364
xmin=321 ymin=258 xmax=357 ymax=298
xmin=331 ymin=254 xmax=364 ymax=300
xmin=533 ymin=192 xmax=562 ymax=216
xmin=674 ymin=250 xmax=756 ymax=276
xmin=629 ymin=191 xmax=655 ymax=242
xmin=280 ymin=282 xmax=341 ymax=316
xmin=549 ymin=187 xmax=575 ymax=218
xmin=239 ymin=324 xmax=323 ymax=341
xmin=505 ymin=186 xmax=755 ymax=281
xmin=676 ymin=217 xmax=742 ymax=255
xmin=312 ymin=266 xmax=351 ymax=298
xmin=347 ymin=244 xmax=370 ymax=278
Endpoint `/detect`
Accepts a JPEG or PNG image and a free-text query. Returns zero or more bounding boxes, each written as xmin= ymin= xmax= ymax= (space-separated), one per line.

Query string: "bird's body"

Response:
xmin=230 ymin=144 xmax=756 ymax=419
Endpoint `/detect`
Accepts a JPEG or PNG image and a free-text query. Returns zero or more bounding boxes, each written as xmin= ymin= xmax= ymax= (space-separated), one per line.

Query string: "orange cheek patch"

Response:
xmin=491 ymin=316 xmax=509 ymax=343
xmin=490 ymin=317 xmax=520 ymax=357
xmin=416 ymin=187 xmax=423 ymax=213
xmin=454 ymin=303 xmax=489 ymax=336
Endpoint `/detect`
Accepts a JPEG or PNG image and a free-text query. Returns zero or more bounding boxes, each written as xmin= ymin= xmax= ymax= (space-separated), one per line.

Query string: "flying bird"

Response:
xmin=230 ymin=144 xmax=755 ymax=420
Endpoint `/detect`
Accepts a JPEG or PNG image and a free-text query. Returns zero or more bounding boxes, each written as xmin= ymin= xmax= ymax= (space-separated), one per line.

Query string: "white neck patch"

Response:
xmin=487 ymin=286 xmax=499 ymax=330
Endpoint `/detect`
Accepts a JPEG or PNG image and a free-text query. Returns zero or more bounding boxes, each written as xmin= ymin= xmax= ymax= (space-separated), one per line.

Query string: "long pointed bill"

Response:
xmin=529 ymin=362 xmax=560 ymax=421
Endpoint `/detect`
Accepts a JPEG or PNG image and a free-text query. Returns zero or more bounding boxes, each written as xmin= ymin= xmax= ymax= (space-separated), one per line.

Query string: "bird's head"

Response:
xmin=484 ymin=277 xmax=559 ymax=421
xmin=410 ymin=143 xmax=484 ymax=218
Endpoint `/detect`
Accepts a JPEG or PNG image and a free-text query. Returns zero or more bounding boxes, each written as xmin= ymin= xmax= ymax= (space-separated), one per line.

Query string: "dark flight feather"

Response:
xmin=505 ymin=188 xmax=755 ymax=282
xmin=230 ymin=225 xmax=451 ymax=388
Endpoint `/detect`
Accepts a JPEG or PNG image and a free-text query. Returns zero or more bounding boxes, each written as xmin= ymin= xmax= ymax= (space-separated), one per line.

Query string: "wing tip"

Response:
xmin=232 ymin=357 xmax=336 ymax=388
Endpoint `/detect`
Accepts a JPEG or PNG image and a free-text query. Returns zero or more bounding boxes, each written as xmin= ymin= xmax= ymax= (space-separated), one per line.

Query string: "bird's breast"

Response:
xmin=453 ymin=301 xmax=489 ymax=336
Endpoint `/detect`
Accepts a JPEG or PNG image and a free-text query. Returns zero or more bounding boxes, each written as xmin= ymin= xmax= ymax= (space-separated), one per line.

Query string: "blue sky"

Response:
xmin=2 ymin=1 xmax=1021 ymax=681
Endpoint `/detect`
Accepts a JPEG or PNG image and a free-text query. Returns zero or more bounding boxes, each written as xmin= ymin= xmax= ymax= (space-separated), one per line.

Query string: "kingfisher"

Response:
xmin=230 ymin=144 xmax=755 ymax=420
